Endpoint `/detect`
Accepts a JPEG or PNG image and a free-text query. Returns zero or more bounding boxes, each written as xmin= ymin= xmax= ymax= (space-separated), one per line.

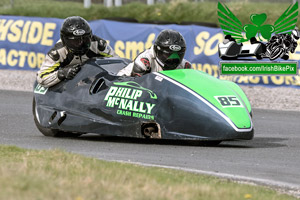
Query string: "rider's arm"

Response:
xmin=117 ymin=49 xmax=152 ymax=77
xmin=37 ymin=55 xmax=62 ymax=88
xmin=117 ymin=63 xmax=134 ymax=76
xmin=131 ymin=57 xmax=151 ymax=77
xmin=116 ymin=58 xmax=150 ymax=77
xmin=37 ymin=42 xmax=73 ymax=88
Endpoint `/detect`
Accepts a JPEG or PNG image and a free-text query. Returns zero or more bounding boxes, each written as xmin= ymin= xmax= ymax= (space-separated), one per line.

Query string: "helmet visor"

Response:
xmin=64 ymin=34 xmax=91 ymax=55
xmin=156 ymin=46 xmax=185 ymax=70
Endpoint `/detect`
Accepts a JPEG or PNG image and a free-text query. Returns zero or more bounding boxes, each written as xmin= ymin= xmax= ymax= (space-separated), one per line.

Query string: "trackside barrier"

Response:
xmin=0 ymin=15 xmax=299 ymax=88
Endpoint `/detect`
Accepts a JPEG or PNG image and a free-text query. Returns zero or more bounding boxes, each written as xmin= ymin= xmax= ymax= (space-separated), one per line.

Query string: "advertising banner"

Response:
xmin=0 ymin=15 xmax=300 ymax=88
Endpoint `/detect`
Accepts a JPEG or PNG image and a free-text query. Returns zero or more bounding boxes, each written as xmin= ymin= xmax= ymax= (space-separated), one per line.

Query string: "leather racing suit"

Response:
xmin=37 ymin=35 xmax=117 ymax=87
xmin=117 ymin=46 xmax=192 ymax=77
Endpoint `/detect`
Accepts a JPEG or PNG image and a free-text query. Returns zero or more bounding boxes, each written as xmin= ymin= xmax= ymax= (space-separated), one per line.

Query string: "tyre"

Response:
xmin=32 ymin=97 xmax=82 ymax=137
xmin=269 ymin=47 xmax=283 ymax=60
xmin=281 ymin=54 xmax=289 ymax=60
xmin=256 ymin=54 xmax=262 ymax=60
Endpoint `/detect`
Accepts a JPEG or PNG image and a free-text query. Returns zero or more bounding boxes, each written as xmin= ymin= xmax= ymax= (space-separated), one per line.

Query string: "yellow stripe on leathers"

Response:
xmin=99 ymin=52 xmax=113 ymax=57
xmin=40 ymin=63 xmax=60 ymax=78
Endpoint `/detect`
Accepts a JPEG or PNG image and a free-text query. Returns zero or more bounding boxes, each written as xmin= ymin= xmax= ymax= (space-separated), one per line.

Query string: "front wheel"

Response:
xmin=269 ymin=47 xmax=283 ymax=60
xmin=32 ymin=97 xmax=82 ymax=137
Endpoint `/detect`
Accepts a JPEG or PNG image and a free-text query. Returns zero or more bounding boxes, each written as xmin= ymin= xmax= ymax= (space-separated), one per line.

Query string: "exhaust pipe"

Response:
xmin=144 ymin=127 xmax=155 ymax=136
xmin=142 ymin=122 xmax=161 ymax=139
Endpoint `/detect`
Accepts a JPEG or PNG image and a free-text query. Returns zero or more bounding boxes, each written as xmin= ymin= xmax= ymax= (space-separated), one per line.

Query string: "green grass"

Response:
xmin=0 ymin=145 xmax=297 ymax=200
xmin=0 ymin=0 xmax=299 ymax=28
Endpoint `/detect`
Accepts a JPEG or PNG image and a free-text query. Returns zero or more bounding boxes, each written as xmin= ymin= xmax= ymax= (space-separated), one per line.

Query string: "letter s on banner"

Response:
xmin=7 ymin=20 xmax=24 ymax=43
xmin=194 ymin=31 xmax=209 ymax=55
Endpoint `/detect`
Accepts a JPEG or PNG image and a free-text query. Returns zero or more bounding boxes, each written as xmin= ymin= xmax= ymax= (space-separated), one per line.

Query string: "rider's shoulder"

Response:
xmin=183 ymin=60 xmax=192 ymax=69
xmin=91 ymin=35 xmax=107 ymax=51
xmin=47 ymin=40 xmax=66 ymax=61
xmin=135 ymin=48 xmax=153 ymax=63
xmin=179 ymin=59 xmax=192 ymax=69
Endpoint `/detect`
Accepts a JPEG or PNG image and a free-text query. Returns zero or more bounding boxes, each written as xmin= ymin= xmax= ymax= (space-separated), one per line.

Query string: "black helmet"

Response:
xmin=60 ymin=16 xmax=92 ymax=55
xmin=154 ymin=29 xmax=186 ymax=70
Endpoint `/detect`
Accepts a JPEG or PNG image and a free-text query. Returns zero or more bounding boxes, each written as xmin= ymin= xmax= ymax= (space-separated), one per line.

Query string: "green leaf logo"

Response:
xmin=251 ymin=13 xmax=266 ymax=26
xmin=243 ymin=14 xmax=274 ymax=41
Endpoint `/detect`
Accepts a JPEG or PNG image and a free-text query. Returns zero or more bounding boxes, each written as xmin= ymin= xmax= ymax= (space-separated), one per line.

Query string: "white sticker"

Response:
xmin=73 ymin=29 xmax=85 ymax=36
xmin=169 ymin=45 xmax=181 ymax=51
xmin=155 ymin=76 xmax=163 ymax=82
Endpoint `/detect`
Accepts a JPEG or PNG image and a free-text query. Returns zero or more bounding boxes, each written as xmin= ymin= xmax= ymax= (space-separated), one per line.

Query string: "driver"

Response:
xmin=37 ymin=16 xmax=118 ymax=88
xmin=117 ymin=29 xmax=192 ymax=77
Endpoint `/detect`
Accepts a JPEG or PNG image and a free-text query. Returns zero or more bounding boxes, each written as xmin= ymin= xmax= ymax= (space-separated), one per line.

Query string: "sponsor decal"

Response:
xmin=140 ymin=57 xmax=150 ymax=69
xmin=214 ymin=95 xmax=243 ymax=108
xmin=169 ymin=45 xmax=181 ymax=51
xmin=34 ymin=84 xmax=48 ymax=94
xmin=104 ymin=81 xmax=157 ymax=120
xmin=73 ymin=29 xmax=85 ymax=36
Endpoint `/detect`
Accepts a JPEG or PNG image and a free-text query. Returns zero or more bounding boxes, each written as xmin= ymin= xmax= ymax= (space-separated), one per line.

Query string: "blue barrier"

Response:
xmin=0 ymin=15 xmax=299 ymax=88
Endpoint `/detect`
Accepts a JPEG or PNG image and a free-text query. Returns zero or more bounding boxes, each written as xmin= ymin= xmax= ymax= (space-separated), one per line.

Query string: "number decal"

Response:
xmin=214 ymin=96 xmax=243 ymax=107
xmin=228 ymin=96 xmax=241 ymax=106
xmin=217 ymin=97 xmax=231 ymax=106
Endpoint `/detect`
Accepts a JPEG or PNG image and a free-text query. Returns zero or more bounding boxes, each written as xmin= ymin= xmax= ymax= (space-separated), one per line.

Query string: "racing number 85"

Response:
xmin=215 ymin=96 xmax=242 ymax=107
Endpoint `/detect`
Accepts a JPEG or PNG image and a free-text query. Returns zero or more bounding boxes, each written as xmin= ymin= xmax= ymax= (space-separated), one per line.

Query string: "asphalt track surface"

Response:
xmin=1 ymin=90 xmax=300 ymax=196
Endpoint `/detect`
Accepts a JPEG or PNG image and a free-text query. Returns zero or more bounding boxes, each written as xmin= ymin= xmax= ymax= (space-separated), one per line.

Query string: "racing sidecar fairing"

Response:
xmin=33 ymin=57 xmax=254 ymax=143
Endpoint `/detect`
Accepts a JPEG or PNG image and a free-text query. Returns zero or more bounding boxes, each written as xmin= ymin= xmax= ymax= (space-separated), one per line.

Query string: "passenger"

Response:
xmin=117 ymin=29 xmax=192 ymax=77
xmin=37 ymin=16 xmax=118 ymax=87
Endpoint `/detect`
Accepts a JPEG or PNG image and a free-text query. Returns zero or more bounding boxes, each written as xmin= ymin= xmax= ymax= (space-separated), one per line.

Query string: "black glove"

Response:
xmin=57 ymin=65 xmax=81 ymax=81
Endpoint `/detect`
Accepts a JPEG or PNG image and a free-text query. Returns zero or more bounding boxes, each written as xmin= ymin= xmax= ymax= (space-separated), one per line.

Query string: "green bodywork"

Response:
xmin=159 ymin=69 xmax=252 ymax=129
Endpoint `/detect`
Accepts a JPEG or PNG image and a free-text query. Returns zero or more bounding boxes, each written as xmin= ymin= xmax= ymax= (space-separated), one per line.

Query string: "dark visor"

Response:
xmin=64 ymin=35 xmax=91 ymax=50
xmin=156 ymin=46 xmax=185 ymax=66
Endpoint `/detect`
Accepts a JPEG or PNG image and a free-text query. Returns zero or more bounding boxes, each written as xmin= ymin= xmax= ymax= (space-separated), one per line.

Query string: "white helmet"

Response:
xmin=291 ymin=29 xmax=300 ymax=42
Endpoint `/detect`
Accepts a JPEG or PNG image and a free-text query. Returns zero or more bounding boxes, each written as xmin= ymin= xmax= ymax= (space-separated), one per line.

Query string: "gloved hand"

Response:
xmin=57 ymin=65 xmax=81 ymax=80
